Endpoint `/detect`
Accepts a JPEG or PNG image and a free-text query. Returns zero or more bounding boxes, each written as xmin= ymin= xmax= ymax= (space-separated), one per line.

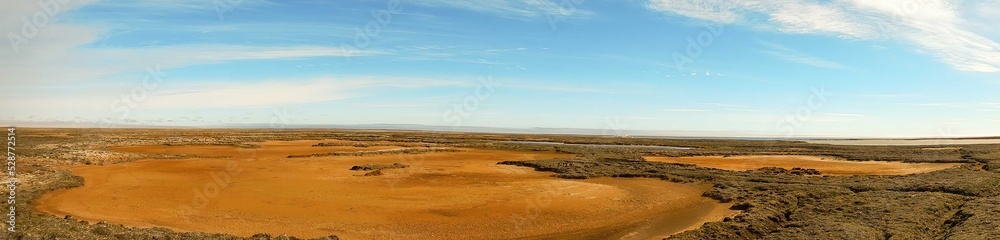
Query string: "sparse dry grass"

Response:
xmin=5 ymin=128 xmax=1000 ymax=240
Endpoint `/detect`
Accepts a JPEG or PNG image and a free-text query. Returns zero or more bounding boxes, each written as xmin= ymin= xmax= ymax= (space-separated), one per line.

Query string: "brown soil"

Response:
xmin=643 ymin=155 xmax=961 ymax=176
xmin=36 ymin=140 xmax=734 ymax=239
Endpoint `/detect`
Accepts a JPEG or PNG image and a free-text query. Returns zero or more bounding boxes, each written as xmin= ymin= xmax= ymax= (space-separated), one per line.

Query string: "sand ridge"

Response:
xmin=37 ymin=140 xmax=736 ymax=239
xmin=643 ymin=155 xmax=961 ymax=176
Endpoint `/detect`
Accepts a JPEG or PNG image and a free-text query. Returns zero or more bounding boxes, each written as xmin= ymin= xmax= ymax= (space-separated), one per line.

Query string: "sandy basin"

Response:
xmin=37 ymin=140 xmax=736 ymax=239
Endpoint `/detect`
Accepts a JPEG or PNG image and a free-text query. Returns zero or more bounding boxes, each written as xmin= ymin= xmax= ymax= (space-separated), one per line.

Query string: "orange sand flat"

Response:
xmin=644 ymin=155 xmax=961 ymax=176
xmin=37 ymin=140 xmax=735 ymax=239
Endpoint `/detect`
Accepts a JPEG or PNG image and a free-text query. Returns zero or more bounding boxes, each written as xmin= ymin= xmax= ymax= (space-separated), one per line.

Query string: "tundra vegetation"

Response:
xmin=5 ymin=128 xmax=999 ymax=239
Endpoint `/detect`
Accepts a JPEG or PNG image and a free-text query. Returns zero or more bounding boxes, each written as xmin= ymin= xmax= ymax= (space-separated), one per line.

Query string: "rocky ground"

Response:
xmin=3 ymin=128 xmax=999 ymax=239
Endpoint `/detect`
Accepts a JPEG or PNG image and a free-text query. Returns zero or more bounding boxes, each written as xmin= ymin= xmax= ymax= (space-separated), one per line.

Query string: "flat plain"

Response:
xmin=6 ymin=128 xmax=1000 ymax=239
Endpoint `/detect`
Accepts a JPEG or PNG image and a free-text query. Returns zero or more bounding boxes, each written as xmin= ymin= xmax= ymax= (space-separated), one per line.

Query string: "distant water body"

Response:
xmin=805 ymin=139 xmax=1000 ymax=146
xmin=502 ymin=141 xmax=692 ymax=150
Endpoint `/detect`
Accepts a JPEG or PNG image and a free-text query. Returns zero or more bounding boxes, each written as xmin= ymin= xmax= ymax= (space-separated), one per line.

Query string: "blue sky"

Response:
xmin=1 ymin=0 xmax=999 ymax=137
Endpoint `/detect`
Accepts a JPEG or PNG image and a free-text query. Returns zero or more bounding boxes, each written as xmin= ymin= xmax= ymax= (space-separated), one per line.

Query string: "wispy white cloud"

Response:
xmin=901 ymin=103 xmax=972 ymax=109
xmin=699 ymin=102 xmax=746 ymax=108
xmin=511 ymin=85 xmax=606 ymax=93
xmin=143 ymin=76 xmax=463 ymax=108
xmin=0 ymin=0 xmax=96 ymax=25
xmin=646 ymin=0 xmax=1000 ymax=72
xmin=859 ymin=93 xmax=922 ymax=98
xmin=819 ymin=113 xmax=869 ymax=117
xmin=356 ymin=102 xmax=449 ymax=108
xmin=756 ymin=40 xmax=851 ymax=70
xmin=97 ymin=45 xmax=376 ymax=64
xmin=0 ymin=76 xmax=472 ymax=120
xmin=95 ymin=0 xmax=274 ymax=13
xmin=968 ymin=0 xmax=1000 ymax=38
xmin=645 ymin=0 xmax=748 ymax=24
xmin=808 ymin=112 xmax=876 ymax=124
xmin=391 ymin=45 xmax=528 ymax=65
xmin=697 ymin=103 xmax=774 ymax=112
xmin=770 ymin=1 xmax=873 ymax=38
xmin=3 ymin=43 xmax=379 ymax=85
xmin=982 ymin=103 xmax=1000 ymax=111
xmin=1 ymin=0 xmax=379 ymax=86
xmin=500 ymin=80 xmax=609 ymax=93
xmin=662 ymin=108 xmax=712 ymax=112
xmin=723 ymin=108 xmax=772 ymax=113
xmin=409 ymin=0 xmax=595 ymax=19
